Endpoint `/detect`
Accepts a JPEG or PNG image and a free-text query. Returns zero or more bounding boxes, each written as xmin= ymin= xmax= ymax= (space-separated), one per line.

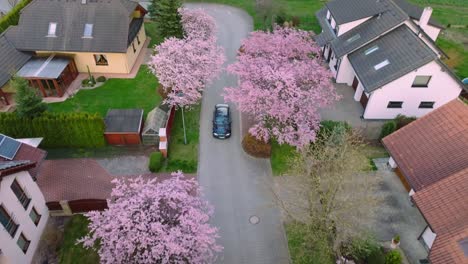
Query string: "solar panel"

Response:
xmin=0 ymin=135 xmax=21 ymax=160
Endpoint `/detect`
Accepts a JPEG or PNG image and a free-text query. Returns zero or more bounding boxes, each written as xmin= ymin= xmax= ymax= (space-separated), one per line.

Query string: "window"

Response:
xmin=94 ymin=54 xmax=108 ymax=66
xmin=11 ymin=180 xmax=31 ymax=209
xmin=137 ymin=35 xmax=140 ymax=45
xmin=83 ymin=24 xmax=93 ymax=38
xmin=387 ymin=101 xmax=403 ymax=108
xmin=0 ymin=205 xmax=18 ymax=237
xmin=132 ymin=42 xmax=136 ymax=53
xmin=29 ymin=207 xmax=41 ymax=226
xmin=374 ymin=59 xmax=390 ymax=70
xmin=326 ymin=10 xmax=331 ymax=20
xmin=364 ymin=45 xmax=379 ymax=55
xmin=412 ymin=75 xmax=431 ymax=87
xmin=419 ymin=101 xmax=435 ymax=109
xmin=47 ymin=22 xmax=57 ymax=37
xmin=346 ymin=34 xmax=361 ymax=43
xmin=17 ymin=233 xmax=30 ymax=253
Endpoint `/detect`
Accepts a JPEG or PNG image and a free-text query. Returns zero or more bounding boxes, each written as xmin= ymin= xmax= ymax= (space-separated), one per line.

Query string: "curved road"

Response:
xmin=186 ymin=3 xmax=290 ymax=264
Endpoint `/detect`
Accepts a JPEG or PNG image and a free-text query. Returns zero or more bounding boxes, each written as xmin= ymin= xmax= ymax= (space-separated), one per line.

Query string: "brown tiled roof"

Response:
xmin=37 ymin=159 xmax=114 ymax=202
xmin=413 ymin=168 xmax=468 ymax=264
xmin=0 ymin=143 xmax=47 ymax=178
xmin=382 ymin=99 xmax=468 ymax=191
xmin=0 ymin=160 xmax=36 ymax=178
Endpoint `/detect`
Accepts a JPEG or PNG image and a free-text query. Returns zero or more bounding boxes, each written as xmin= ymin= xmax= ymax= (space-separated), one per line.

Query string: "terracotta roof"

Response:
xmin=0 ymin=160 xmax=36 ymax=178
xmin=413 ymin=168 xmax=468 ymax=264
xmin=382 ymin=99 xmax=468 ymax=191
xmin=0 ymin=142 xmax=47 ymax=178
xmin=37 ymin=159 xmax=114 ymax=202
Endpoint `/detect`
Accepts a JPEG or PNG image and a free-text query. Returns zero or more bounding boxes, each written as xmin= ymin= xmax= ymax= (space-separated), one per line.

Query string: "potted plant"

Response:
xmin=391 ymin=235 xmax=400 ymax=249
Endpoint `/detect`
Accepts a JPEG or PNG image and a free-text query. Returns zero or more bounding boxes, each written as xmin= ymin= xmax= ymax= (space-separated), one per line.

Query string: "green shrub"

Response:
xmin=394 ymin=115 xmax=416 ymax=129
xmin=380 ymin=120 xmax=397 ymax=139
xmin=319 ymin=120 xmax=351 ymax=138
xmin=81 ymin=79 xmax=89 ymax=85
xmin=0 ymin=0 xmax=32 ymax=33
xmin=96 ymin=76 xmax=106 ymax=82
xmin=385 ymin=250 xmax=402 ymax=264
xmin=366 ymin=247 xmax=386 ymax=264
xmin=149 ymin=152 xmax=164 ymax=172
xmin=0 ymin=112 xmax=105 ymax=148
xmin=342 ymin=236 xmax=380 ymax=262
xmin=242 ymin=134 xmax=271 ymax=158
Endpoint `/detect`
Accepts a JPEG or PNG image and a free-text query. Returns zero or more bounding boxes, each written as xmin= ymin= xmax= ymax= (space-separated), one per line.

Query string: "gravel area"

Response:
xmin=97 ymin=155 xmax=151 ymax=176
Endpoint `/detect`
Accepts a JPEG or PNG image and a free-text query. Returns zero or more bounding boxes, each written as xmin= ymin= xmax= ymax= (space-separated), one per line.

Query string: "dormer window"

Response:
xmin=83 ymin=24 xmax=93 ymax=38
xmin=346 ymin=34 xmax=361 ymax=43
xmin=47 ymin=22 xmax=57 ymax=37
xmin=364 ymin=45 xmax=379 ymax=55
xmin=374 ymin=59 xmax=390 ymax=70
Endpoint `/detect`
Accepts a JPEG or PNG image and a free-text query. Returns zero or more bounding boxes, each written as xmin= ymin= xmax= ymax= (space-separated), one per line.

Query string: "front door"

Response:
xmin=359 ymin=92 xmax=369 ymax=109
xmin=352 ymin=76 xmax=359 ymax=91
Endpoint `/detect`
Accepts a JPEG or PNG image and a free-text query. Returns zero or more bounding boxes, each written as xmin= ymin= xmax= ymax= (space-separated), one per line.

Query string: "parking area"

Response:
xmin=320 ymin=83 xmax=385 ymax=140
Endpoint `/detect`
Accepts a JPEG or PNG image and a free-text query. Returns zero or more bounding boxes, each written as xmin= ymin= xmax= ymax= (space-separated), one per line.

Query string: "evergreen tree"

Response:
xmin=12 ymin=76 xmax=47 ymax=118
xmin=148 ymin=0 xmax=183 ymax=39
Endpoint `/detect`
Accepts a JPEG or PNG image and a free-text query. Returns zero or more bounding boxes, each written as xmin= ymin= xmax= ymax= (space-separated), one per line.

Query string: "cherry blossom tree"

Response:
xmin=79 ymin=172 xmax=222 ymax=264
xmin=148 ymin=8 xmax=224 ymax=107
xmin=224 ymin=27 xmax=340 ymax=148
xmin=179 ymin=8 xmax=217 ymax=41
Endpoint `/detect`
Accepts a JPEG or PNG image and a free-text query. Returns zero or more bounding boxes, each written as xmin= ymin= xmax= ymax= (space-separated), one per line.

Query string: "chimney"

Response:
xmin=419 ymin=7 xmax=432 ymax=30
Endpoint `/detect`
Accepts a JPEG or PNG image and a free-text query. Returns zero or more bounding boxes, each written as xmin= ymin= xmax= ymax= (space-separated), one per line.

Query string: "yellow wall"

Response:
xmin=36 ymin=23 xmax=147 ymax=74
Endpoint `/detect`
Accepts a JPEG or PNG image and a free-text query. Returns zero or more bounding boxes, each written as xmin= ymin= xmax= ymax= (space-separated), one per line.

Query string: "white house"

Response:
xmin=315 ymin=0 xmax=466 ymax=119
xmin=0 ymin=135 xmax=49 ymax=264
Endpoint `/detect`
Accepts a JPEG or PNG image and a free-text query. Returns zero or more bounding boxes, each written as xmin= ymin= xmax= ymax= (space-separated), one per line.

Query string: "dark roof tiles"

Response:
xmin=0 ymin=34 xmax=32 ymax=87
xmin=104 ymin=109 xmax=143 ymax=133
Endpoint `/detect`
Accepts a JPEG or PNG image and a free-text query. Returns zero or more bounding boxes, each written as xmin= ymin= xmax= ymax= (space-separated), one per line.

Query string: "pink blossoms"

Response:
xmin=224 ymin=27 xmax=339 ymax=148
xmin=79 ymin=172 xmax=222 ymax=264
xmin=148 ymin=8 xmax=225 ymax=107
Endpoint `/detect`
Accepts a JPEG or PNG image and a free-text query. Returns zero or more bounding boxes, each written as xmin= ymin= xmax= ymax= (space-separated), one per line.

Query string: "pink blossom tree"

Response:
xmin=78 ymin=172 xmax=222 ymax=264
xmin=179 ymin=8 xmax=217 ymax=41
xmin=148 ymin=8 xmax=225 ymax=107
xmin=224 ymin=27 xmax=340 ymax=148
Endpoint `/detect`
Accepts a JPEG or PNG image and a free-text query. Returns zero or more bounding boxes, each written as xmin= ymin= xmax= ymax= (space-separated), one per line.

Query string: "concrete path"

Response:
xmin=188 ymin=4 xmax=290 ymax=264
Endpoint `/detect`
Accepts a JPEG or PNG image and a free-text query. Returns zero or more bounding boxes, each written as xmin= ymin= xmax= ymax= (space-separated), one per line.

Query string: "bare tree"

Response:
xmin=289 ymin=125 xmax=382 ymax=254
xmin=8 ymin=0 xmax=19 ymax=9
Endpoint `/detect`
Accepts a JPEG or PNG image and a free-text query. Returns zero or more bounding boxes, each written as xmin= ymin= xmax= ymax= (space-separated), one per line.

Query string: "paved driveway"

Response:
xmin=187 ymin=4 xmax=290 ymax=264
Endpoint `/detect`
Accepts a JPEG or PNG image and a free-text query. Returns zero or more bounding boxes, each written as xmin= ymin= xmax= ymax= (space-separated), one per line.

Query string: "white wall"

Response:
xmin=335 ymin=55 xmax=355 ymax=84
xmin=363 ymin=60 xmax=462 ymax=119
xmin=411 ymin=19 xmax=441 ymax=41
xmin=337 ymin=17 xmax=372 ymax=36
xmin=421 ymin=226 xmax=437 ymax=249
xmin=0 ymin=171 xmax=49 ymax=264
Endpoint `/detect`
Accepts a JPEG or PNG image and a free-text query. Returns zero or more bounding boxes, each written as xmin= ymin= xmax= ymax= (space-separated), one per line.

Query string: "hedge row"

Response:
xmin=0 ymin=0 xmax=32 ymax=33
xmin=0 ymin=112 xmax=105 ymax=148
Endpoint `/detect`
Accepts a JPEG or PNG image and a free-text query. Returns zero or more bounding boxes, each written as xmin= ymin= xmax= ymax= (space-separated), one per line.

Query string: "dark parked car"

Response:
xmin=213 ymin=104 xmax=231 ymax=139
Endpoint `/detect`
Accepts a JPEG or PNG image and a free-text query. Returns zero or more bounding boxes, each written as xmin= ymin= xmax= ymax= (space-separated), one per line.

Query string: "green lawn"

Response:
xmin=437 ymin=37 xmax=468 ymax=79
xmin=59 ymin=215 xmax=99 ymax=264
xmin=162 ymin=105 xmax=201 ymax=174
xmin=48 ymin=65 xmax=160 ymax=117
xmin=271 ymin=141 xmax=298 ymax=176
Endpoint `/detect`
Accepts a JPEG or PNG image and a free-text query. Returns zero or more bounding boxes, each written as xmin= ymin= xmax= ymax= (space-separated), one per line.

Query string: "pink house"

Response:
xmin=315 ymin=0 xmax=466 ymax=119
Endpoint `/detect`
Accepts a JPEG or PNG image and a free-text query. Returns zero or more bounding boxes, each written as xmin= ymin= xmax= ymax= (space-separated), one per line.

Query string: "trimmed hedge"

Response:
xmin=0 ymin=0 xmax=32 ymax=33
xmin=380 ymin=120 xmax=397 ymax=140
xmin=149 ymin=151 xmax=164 ymax=172
xmin=0 ymin=112 xmax=105 ymax=148
xmin=242 ymin=134 xmax=272 ymax=158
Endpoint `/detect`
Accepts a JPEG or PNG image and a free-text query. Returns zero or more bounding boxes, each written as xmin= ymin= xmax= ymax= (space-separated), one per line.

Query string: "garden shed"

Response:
xmin=142 ymin=104 xmax=172 ymax=145
xmin=104 ymin=109 xmax=143 ymax=145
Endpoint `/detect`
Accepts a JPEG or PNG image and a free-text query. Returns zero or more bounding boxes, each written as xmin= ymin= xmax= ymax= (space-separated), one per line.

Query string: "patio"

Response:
xmin=320 ymin=83 xmax=385 ymax=140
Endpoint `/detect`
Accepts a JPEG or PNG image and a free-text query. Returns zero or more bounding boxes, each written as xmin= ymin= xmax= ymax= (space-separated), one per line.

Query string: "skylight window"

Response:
xmin=83 ymin=24 xmax=93 ymax=38
xmin=364 ymin=46 xmax=379 ymax=55
xmin=374 ymin=59 xmax=390 ymax=70
xmin=47 ymin=22 xmax=57 ymax=37
xmin=346 ymin=34 xmax=361 ymax=43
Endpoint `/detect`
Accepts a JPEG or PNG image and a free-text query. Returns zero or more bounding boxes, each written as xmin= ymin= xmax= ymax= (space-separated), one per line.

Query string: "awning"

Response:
xmin=17 ymin=54 xmax=70 ymax=79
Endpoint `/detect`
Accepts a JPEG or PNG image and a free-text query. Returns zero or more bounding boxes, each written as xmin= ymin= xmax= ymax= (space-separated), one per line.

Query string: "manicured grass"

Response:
xmin=59 ymin=215 xmax=99 ymax=264
xmin=271 ymin=141 xmax=298 ymax=176
xmin=437 ymin=37 xmax=468 ymax=79
xmin=145 ymin=21 xmax=164 ymax=49
xmin=162 ymin=105 xmax=201 ymax=173
xmin=48 ymin=65 xmax=160 ymax=118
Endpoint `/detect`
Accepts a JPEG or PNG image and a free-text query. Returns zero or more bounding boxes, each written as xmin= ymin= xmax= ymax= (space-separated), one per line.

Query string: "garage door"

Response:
xmin=359 ymin=92 xmax=369 ymax=109
xmin=395 ymin=167 xmax=411 ymax=192
xmin=69 ymin=199 xmax=108 ymax=213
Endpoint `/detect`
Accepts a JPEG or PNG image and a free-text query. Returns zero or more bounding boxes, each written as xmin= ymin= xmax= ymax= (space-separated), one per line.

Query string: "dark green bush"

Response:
xmin=0 ymin=0 xmax=32 ymax=33
xmin=380 ymin=120 xmax=397 ymax=139
xmin=341 ymin=236 xmax=380 ymax=262
xmin=148 ymin=152 xmax=164 ymax=172
xmin=319 ymin=120 xmax=351 ymax=138
xmin=96 ymin=76 xmax=106 ymax=83
xmin=81 ymin=79 xmax=89 ymax=85
xmin=394 ymin=114 xmax=416 ymax=129
xmin=275 ymin=10 xmax=288 ymax=25
xmin=385 ymin=250 xmax=402 ymax=264
xmin=0 ymin=112 xmax=105 ymax=148
xmin=242 ymin=134 xmax=271 ymax=158
xmin=366 ymin=247 xmax=386 ymax=264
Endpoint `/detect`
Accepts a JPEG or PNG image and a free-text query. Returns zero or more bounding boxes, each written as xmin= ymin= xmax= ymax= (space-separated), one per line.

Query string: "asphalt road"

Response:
xmin=186 ymin=3 xmax=290 ymax=264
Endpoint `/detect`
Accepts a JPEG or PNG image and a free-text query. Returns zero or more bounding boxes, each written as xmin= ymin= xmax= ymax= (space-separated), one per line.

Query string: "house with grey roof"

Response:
xmin=0 ymin=0 xmax=147 ymax=104
xmin=315 ymin=0 xmax=466 ymax=119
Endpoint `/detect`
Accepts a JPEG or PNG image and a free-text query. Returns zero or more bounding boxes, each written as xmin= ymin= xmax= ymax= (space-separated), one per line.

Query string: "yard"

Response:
xmin=58 ymin=215 xmax=99 ymax=264
xmin=48 ymin=65 xmax=160 ymax=118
